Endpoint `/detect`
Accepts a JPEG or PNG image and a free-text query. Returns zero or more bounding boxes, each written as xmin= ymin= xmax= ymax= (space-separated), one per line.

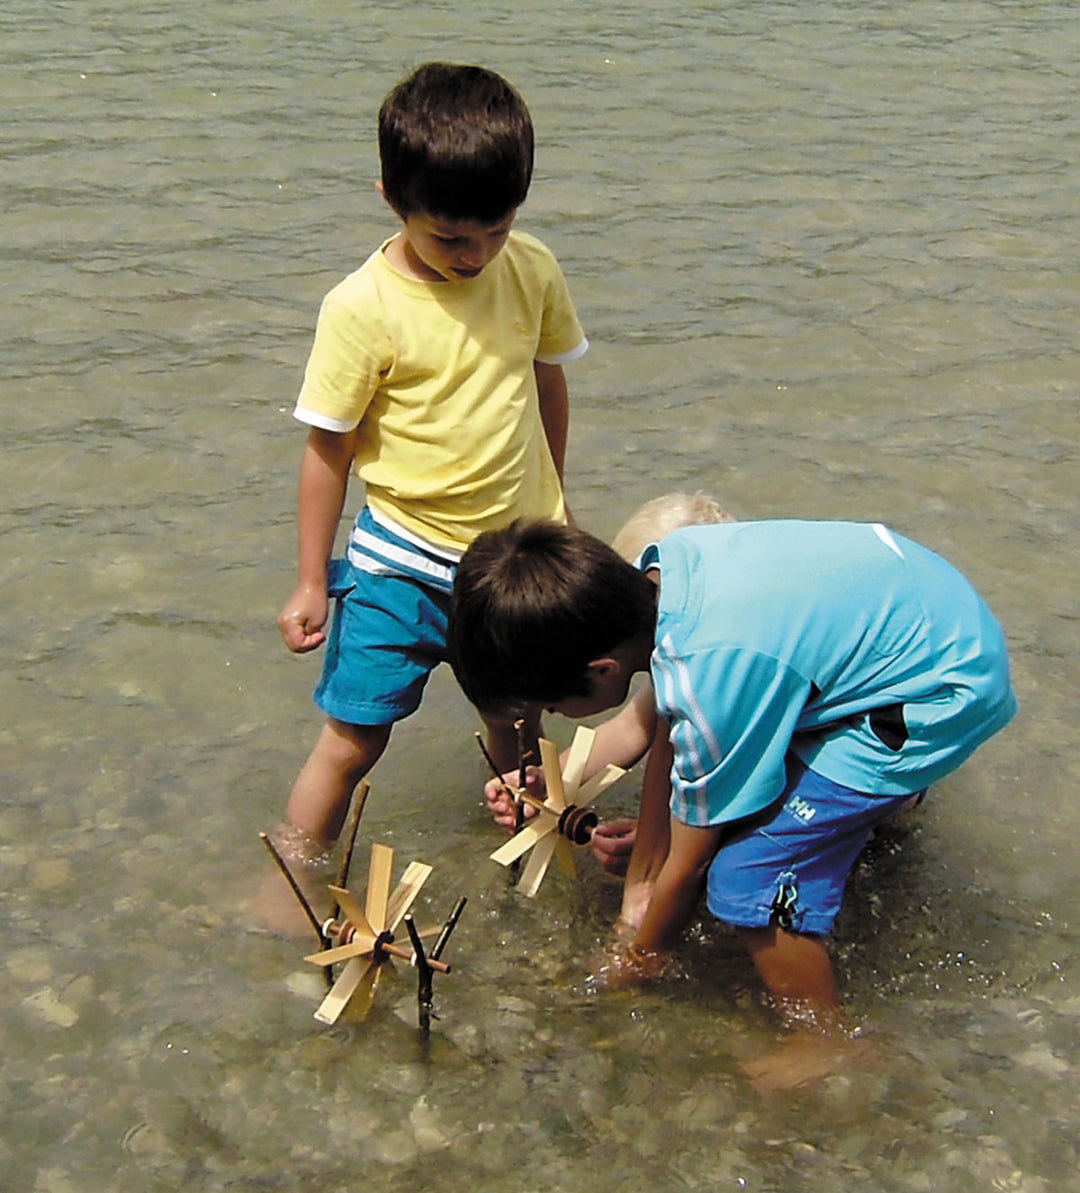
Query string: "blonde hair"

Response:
xmin=610 ymin=492 xmax=735 ymax=561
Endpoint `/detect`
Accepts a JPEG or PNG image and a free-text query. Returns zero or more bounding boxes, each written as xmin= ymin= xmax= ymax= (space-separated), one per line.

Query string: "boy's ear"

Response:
xmin=585 ymin=657 xmax=621 ymax=682
xmin=375 ymin=180 xmax=404 ymax=220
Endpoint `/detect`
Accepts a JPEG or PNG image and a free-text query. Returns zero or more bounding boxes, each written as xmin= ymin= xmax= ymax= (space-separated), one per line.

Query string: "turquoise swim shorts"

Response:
xmin=313 ymin=507 xmax=456 ymax=726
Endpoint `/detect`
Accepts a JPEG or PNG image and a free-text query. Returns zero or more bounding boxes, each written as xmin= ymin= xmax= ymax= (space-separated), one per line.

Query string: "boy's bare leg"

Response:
xmin=284 ymin=718 xmax=392 ymax=847
xmin=257 ymin=718 xmax=391 ymax=933
xmin=739 ymin=924 xmax=840 ymax=1014
xmin=480 ymin=704 xmax=542 ymax=775
xmin=738 ymin=924 xmax=863 ymax=1092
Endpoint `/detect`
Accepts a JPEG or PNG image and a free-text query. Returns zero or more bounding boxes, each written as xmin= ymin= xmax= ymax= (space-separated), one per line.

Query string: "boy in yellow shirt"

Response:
xmin=273 ymin=63 xmax=587 ymax=861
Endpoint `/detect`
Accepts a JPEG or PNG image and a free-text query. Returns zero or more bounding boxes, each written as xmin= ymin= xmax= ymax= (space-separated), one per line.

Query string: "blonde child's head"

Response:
xmin=610 ymin=491 xmax=736 ymax=562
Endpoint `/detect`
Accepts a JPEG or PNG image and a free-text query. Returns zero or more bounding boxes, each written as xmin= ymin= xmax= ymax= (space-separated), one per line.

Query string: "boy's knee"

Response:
xmin=320 ymin=719 xmax=392 ymax=775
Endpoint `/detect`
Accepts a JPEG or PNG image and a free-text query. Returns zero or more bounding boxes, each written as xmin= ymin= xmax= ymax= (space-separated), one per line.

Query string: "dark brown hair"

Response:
xmin=448 ymin=520 xmax=656 ymax=712
xmin=378 ymin=63 xmax=533 ymax=223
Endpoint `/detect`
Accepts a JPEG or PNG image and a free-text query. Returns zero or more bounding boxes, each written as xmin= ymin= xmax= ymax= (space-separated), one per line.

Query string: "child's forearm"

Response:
xmin=616 ymin=729 xmax=673 ymax=931
xmin=623 ymin=726 xmax=674 ymax=891
xmin=575 ymin=685 xmax=657 ymax=779
xmin=295 ymin=428 xmax=355 ymax=585
xmin=632 ymin=818 xmax=721 ymax=954
xmin=535 ymin=361 xmax=569 ymax=481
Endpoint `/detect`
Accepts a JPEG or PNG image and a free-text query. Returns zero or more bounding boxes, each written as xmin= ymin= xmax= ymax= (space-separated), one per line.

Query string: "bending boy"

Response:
xmin=274 ymin=64 xmax=587 ymax=857
xmin=492 ymin=491 xmax=736 ymax=902
xmin=448 ymin=519 xmax=1016 ymax=1022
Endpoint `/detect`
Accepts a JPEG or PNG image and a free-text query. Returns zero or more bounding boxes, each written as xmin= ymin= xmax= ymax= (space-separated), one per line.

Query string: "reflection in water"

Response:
xmin=3 ymin=1 xmax=1079 ymax=1190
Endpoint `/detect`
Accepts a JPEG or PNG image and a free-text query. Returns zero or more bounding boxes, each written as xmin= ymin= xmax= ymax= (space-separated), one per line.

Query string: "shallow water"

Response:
xmin=3 ymin=1 xmax=1079 ymax=1190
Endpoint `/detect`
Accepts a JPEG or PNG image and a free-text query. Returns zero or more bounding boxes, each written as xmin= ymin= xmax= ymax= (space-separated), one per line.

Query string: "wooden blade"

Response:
xmin=342 ymin=959 xmax=383 ymax=1022
xmin=313 ymin=957 xmax=367 ymax=1025
xmin=560 ymin=726 xmax=596 ymax=803
xmin=537 ymin=738 xmax=566 ymax=810
xmin=577 ymin=763 xmax=627 ymax=803
xmin=365 ymin=843 xmax=394 ymax=932
xmin=385 ymin=860 xmax=433 ymax=931
xmin=490 ymin=814 xmax=555 ymax=866
xmin=555 ymin=836 xmax=577 ymax=881
xmin=303 ymin=936 xmax=374 ymax=967
xmin=327 ymin=885 xmax=374 ymax=940
xmin=518 ymin=832 xmax=558 ymax=898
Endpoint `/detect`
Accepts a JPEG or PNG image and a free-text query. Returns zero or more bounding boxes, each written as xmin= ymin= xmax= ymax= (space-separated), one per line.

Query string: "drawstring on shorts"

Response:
xmin=770 ymin=870 xmax=799 ymax=931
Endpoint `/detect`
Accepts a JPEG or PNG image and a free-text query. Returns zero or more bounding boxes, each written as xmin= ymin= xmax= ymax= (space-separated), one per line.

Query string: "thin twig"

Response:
xmin=259 ymin=831 xmax=324 ymax=942
xmin=330 ymin=780 xmax=370 ymax=921
xmin=474 ymin=732 xmax=514 ymax=795
xmin=430 ymin=896 xmax=467 ymax=962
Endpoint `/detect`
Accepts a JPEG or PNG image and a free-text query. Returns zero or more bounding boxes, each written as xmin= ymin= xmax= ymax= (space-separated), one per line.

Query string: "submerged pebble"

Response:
xmin=122 ymin=1119 xmax=177 ymax=1164
xmin=32 ymin=1168 xmax=78 ymax=1193
xmin=1015 ymin=1046 xmax=1069 ymax=1077
xmin=284 ymin=970 xmax=326 ymax=1002
xmin=23 ymin=987 xmax=79 ymax=1028
xmin=32 ymin=863 xmax=71 ymax=892
xmin=409 ymin=1096 xmax=451 ymax=1151
xmin=671 ymin=1077 xmax=737 ymax=1129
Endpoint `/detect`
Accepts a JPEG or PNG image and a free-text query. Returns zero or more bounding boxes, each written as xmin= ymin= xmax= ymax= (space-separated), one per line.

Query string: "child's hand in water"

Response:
xmin=589 ymin=818 xmax=637 ymax=875
xmin=483 ymin=766 xmax=546 ymax=831
xmin=588 ymin=940 xmax=676 ymax=991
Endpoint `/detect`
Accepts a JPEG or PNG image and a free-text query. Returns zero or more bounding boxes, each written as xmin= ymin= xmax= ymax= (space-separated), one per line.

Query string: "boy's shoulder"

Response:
xmin=503 ymin=228 xmax=562 ymax=271
xmin=321 ymin=239 xmax=395 ymax=309
xmin=495 ymin=231 xmax=574 ymax=304
xmin=505 ymin=227 xmax=553 ymax=254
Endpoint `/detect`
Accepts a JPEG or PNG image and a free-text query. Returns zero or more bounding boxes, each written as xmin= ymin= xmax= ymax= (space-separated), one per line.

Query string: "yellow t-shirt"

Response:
xmin=294 ymin=230 xmax=587 ymax=552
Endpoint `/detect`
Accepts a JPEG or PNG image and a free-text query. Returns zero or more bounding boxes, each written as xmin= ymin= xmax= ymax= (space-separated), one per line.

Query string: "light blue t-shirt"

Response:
xmin=644 ymin=521 xmax=1017 ymax=828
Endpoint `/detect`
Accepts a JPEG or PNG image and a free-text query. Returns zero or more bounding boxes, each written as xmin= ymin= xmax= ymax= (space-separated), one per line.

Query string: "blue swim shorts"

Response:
xmin=705 ymin=756 xmax=921 ymax=935
xmin=313 ymin=507 xmax=457 ymax=726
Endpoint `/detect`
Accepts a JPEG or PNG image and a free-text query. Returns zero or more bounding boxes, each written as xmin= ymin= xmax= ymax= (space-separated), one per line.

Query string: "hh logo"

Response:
xmin=785 ymin=794 xmax=817 ymax=823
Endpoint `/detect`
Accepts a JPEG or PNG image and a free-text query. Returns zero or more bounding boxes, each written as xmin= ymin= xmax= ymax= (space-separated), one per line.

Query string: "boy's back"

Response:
xmin=650 ymin=520 xmax=1017 ymax=821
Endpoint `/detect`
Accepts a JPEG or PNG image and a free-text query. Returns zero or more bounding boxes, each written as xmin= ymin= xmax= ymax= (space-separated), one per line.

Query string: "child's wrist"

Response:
xmin=623 ymin=941 xmax=672 ymax=977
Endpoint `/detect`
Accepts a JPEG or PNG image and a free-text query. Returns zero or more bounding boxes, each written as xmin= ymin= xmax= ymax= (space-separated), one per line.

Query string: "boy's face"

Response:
xmin=398 ymin=209 xmax=516 ymax=283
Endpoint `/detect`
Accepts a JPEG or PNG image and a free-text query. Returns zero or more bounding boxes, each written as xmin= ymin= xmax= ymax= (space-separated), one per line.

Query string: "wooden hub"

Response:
xmin=558 ymin=803 xmax=598 ymax=845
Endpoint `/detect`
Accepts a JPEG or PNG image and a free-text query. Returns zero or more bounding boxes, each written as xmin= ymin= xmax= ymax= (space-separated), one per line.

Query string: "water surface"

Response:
xmin=3 ymin=2 xmax=1079 ymax=1190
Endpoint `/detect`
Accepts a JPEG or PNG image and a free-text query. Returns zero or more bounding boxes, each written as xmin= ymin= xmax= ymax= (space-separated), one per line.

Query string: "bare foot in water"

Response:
xmin=740 ymin=1029 xmax=869 ymax=1093
xmin=252 ymin=822 xmax=335 ymax=935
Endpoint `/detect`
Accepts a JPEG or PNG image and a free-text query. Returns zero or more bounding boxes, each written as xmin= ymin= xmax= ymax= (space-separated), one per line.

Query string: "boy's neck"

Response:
xmin=622 ymin=579 xmax=660 ymax=675
xmin=383 ymin=233 xmax=444 ymax=282
xmin=626 ymin=626 xmax=657 ymax=674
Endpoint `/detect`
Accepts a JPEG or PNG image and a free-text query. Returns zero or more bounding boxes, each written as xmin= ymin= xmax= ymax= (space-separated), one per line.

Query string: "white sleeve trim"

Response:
xmin=292 ymin=404 xmax=358 ymax=433
xmin=535 ymin=337 xmax=589 ymax=366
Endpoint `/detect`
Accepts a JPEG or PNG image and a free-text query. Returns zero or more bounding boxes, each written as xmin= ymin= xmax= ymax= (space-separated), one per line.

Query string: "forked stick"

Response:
xmin=406 ymin=895 xmax=467 ymax=1034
